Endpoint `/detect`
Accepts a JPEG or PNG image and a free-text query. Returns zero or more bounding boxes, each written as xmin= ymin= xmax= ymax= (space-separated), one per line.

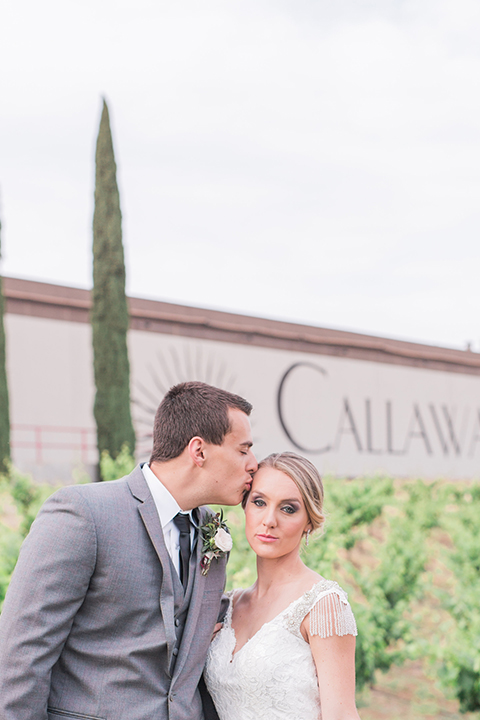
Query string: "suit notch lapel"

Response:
xmin=137 ymin=496 xmax=177 ymax=668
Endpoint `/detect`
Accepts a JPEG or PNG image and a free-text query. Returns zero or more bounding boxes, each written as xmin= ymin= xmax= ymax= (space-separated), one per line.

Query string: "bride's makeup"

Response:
xmin=245 ymin=468 xmax=310 ymax=556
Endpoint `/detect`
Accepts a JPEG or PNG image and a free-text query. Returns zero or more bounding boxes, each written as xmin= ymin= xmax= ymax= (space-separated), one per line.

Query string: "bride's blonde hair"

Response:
xmin=243 ymin=451 xmax=325 ymax=533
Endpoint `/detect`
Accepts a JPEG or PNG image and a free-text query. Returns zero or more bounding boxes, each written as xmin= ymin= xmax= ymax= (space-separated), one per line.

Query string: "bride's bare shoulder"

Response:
xmin=231 ymin=586 xmax=254 ymax=610
xmin=297 ymin=569 xmax=324 ymax=595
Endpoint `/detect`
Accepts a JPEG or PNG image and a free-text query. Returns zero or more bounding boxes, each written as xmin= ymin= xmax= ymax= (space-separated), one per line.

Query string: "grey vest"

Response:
xmin=169 ymin=536 xmax=198 ymax=673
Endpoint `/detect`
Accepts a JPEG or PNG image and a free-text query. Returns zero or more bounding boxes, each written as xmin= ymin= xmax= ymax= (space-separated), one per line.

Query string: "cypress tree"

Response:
xmin=92 ymin=100 xmax=135 ymax=467
xmin=0 ymin=198 xmax=11 ymax=473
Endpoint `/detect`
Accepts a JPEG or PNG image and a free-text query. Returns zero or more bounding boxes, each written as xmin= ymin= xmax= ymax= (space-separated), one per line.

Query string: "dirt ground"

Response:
xmin=358 ymin=659 xmax=480 ymax=720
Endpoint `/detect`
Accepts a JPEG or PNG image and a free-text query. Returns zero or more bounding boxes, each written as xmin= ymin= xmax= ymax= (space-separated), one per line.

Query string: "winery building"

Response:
xmin=4 ymin=277 xmax=480 ymax=482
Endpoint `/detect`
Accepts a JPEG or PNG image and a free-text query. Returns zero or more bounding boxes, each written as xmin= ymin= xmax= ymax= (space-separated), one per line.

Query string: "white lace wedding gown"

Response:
xmin=205 ymin=578 xmax=357 ymax=720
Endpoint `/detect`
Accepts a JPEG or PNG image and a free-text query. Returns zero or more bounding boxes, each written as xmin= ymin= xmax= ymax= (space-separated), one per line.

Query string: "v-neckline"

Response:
xmin=228 ymin=579 xmax=327 ymax=661
xmin=229 ymin=603 xmax=291 ymax=661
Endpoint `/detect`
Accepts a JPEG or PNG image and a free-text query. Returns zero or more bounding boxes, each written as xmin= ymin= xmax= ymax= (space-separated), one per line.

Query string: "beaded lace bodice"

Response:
xmin=204 ymin=578 xmax=357 ymax=720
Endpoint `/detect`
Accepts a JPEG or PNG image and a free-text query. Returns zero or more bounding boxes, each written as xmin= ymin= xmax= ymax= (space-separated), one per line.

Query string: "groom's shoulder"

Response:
xmin=46 ymin=464 xmax=146 ymax=507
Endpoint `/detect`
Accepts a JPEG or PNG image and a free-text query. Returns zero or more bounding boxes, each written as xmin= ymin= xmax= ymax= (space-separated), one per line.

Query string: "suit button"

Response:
xmin=172 ymin=647 xmax=178 ymax=656
xmin=175 ymin=619 xmax=180 ymax=626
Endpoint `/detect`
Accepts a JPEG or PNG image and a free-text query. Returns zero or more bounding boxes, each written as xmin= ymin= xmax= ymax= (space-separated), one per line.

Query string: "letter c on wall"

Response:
xmin=277 ymin=362 xmax=331 ymax=454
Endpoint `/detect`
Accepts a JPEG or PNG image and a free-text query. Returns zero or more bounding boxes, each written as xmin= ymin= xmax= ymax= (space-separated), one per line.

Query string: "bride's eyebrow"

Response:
xmin=252 ymin=491 xmax=301 ymax=505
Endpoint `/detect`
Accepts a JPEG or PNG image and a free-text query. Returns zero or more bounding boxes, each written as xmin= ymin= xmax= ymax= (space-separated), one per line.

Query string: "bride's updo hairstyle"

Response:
xmin=243 ymin=451 xmax=325 ymax=533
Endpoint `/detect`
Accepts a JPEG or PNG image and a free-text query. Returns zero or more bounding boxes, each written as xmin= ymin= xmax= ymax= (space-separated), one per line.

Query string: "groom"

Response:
xmin=0 ymin=381 xmax=257 ymax=720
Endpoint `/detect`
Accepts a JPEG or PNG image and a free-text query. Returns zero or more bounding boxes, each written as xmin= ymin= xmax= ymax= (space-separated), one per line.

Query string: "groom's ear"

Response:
xmin=188 ymin=437 xmax=206 ymax=468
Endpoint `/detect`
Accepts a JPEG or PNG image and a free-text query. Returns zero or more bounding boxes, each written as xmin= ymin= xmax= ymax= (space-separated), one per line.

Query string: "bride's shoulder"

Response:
xmin=229 ymin=588 xmax=241 ymax=605
xmin=228 ymin=587 xmax=251 ymax=610
xmin=221 ymin=589 xmax=239 ymax=626
xmin=307 ymin=575 xmax=348 ymax=600
xmin=283 ymin=577 xmax=357 ymax=639
xmin=290 ymin=576 xmax=346 ymax=612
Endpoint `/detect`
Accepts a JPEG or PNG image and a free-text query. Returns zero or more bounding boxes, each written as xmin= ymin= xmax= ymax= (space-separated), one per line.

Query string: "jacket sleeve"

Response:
xmin=217 ymin=593 xmax=230 ymax=624
xmin=0 ymin=487 xmax=97 ymax=720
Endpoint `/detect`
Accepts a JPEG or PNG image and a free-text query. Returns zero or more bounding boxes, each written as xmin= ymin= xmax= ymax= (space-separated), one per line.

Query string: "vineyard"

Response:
xmin=1 ymin=461 xmax=480 ymax=719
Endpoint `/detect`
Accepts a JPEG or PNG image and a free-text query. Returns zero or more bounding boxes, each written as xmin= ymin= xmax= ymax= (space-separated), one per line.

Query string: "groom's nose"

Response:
xmin=247 ymin=450 xmax=258 ymax=474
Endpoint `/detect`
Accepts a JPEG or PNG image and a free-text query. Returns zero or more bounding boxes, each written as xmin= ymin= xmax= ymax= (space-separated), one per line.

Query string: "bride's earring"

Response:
xmin=305 ymin=529 xmax=311 ymax=547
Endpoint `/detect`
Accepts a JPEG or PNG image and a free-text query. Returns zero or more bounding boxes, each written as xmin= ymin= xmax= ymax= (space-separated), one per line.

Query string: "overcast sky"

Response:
xmin=1 ymin=0 xmax=479 ymax=350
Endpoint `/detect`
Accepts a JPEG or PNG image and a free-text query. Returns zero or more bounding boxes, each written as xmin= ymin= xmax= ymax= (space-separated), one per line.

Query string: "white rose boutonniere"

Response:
xmin=214 ymin=527 xmax=233 ymax=553
xmin=200 ymin=510 xmax=232 ymax=576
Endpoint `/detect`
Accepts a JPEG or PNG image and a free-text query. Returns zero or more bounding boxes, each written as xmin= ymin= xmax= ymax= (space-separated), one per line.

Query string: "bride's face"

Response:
xmin=244 ymin=466 xmax=311 ymax=559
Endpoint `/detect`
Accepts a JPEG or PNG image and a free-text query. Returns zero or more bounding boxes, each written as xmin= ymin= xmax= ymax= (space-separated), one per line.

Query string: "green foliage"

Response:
xmin=92 ymin=99 xmax=135 ymax=465
xmin=432 ymin=484 xmax=480 ymax=712
xmin=0 ymin=464 xmax=57 ymax=536
xmin=2 ymin=468 xmax=480 ymax=710
xmin=0 ymin=211 xmax=10 ymax=473
xmin=352 ymin=514 xmax=428 ymax=687
xmin=100 ymin=444 xmax=136 ymax=482
xmin=303 ymin=477 xmax=432 ymax=690
xmin=0 ymin=466 xmax=59 ymax=608
xmin=308 ymin=475 xmax=395 ymax=572
xmin=217 ymin=505 xmax=257 ymax=590
xmin=0 ymin=524 xmax=22 ymax=611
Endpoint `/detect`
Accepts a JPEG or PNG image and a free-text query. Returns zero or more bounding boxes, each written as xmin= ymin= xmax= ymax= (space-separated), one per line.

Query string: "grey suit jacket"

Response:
xmin=0 ymin=466 xmax=227 ymax=720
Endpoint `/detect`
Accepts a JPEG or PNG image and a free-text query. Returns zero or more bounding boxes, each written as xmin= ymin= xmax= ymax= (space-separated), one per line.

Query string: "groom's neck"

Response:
xmin=149 ymin=460 xmax=200 ymax=511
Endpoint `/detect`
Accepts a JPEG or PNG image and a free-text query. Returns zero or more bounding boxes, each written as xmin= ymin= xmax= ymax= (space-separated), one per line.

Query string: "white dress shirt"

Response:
xmin=142 ymin=463 xmax=196 ymax=577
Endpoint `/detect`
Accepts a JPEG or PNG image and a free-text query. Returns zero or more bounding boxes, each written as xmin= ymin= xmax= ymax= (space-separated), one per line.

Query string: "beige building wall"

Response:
xmin=4 ymin=278 xmax=480 ymax=482
xmin=6 ymin=313 xmax=96 ymax=481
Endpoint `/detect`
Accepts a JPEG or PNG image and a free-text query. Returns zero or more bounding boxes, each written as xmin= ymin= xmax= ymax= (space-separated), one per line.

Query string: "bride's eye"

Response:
xmin=282 ymin=505 xmax=296 ymax=514
xmin=252 ymin=498 xmax=266 ymax=507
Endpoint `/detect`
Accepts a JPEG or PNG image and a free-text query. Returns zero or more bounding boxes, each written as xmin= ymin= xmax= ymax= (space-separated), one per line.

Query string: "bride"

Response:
xmin=205 ymin=452 xmax=361 ymax=720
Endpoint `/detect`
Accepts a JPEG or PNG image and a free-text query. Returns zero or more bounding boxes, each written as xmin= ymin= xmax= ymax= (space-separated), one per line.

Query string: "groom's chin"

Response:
xmin=223 ymin=490 xmax=247 ymax=507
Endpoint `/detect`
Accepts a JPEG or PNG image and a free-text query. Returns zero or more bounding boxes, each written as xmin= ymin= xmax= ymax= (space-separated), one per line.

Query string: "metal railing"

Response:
xmin=11 ymin=424 xmax=98 ymax=465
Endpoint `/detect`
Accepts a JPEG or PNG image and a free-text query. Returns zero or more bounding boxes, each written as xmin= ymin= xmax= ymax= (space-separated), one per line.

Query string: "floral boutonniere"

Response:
xmin=200 ymin=510 xmax=233 ymax=576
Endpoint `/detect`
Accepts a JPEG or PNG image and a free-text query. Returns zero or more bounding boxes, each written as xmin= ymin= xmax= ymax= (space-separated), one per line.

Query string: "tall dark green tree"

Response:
xmin=92 ymin=100 xmax=135 ymax=467
xmin=0 ymin=198 xmax=11 ymax=473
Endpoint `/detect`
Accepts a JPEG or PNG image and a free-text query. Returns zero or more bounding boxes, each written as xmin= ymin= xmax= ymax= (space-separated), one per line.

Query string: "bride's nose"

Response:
xmin=262 ymin=508 xmax=277 ymax=528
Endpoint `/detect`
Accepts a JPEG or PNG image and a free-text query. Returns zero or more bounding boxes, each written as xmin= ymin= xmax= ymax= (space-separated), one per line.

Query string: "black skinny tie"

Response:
xmin=173 ymin=513 xmax=191 ymax=590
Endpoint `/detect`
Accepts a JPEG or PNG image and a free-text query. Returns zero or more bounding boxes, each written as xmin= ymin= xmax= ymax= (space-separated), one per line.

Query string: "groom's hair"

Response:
xmin=150 ymin=381 xmax=252 ymax=461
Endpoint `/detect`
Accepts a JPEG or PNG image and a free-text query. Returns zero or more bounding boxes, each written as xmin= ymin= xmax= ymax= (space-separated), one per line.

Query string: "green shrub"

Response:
xmin=432 ymin=484 xmax=480 ymax=712
xmin=0 ymin=523 xmax=22 ymax=610
xmin=0 ymin=465 xmax=59 ymax=609
xmin=99 ymin=444 xmax=136 ymax=482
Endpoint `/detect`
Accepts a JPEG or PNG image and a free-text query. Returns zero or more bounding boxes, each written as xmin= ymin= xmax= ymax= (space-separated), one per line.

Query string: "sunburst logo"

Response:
xmin=132 ymin=343 xmax=241 ymax=457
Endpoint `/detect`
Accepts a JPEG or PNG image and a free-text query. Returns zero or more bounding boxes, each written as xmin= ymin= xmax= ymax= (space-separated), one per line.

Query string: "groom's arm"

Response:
xmin=0 ymin=487 xmax=97 ymax=720
xmin=217 ymin=593 xmax=229 ymax=624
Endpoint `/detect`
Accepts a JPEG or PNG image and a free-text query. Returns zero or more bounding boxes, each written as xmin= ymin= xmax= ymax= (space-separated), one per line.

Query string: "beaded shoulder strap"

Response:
xmin=283 ymin=579 xmax=357 ymax=639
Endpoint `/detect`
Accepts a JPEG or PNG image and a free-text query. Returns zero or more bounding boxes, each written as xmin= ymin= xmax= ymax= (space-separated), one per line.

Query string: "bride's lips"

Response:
xmin=256 ymin=534 xmax=278 ymax=542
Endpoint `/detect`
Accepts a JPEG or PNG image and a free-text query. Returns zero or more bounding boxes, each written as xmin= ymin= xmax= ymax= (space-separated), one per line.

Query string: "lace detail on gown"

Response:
xmin=204 ymin=578 xmax=357 ymax=720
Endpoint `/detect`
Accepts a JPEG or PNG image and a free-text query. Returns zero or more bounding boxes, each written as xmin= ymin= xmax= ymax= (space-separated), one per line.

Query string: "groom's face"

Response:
xmin=203 ymin=408 xmax=257 ymax=505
